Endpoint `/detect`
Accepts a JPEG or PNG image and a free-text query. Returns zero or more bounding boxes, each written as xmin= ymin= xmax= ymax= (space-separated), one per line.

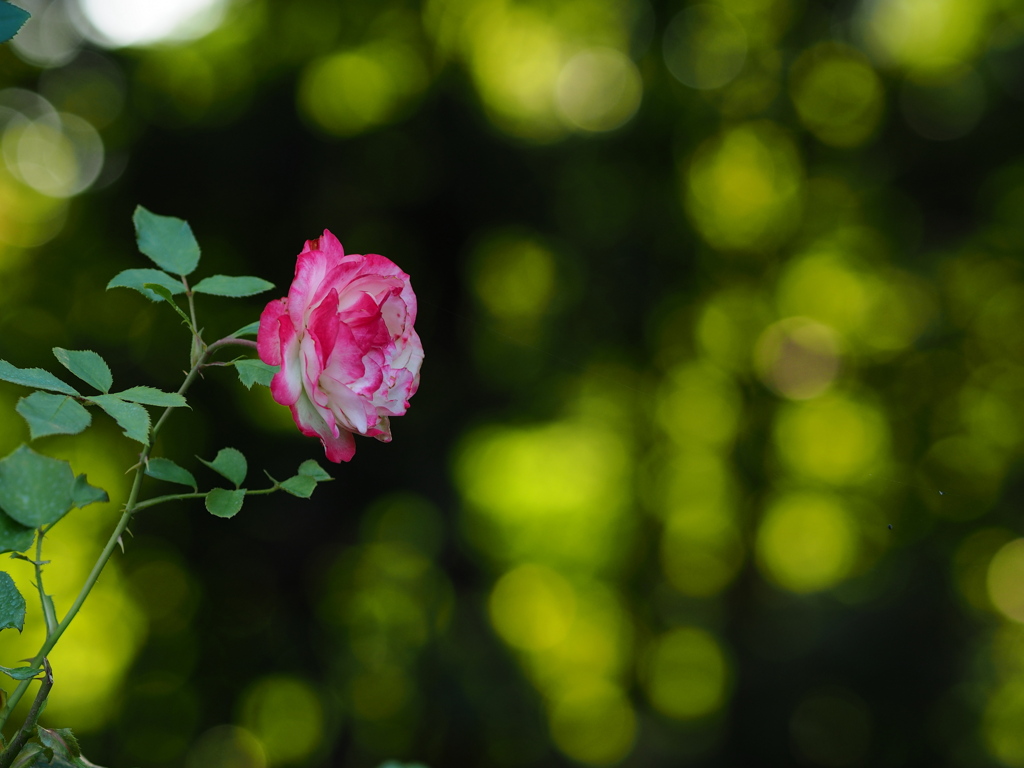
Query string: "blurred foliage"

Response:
xmin=3 ymin=0 xmax=1024 ymax=766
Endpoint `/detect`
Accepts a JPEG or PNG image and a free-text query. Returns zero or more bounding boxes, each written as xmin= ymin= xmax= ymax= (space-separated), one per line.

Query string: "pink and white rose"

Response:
xmin=257 ymin=230 xmax=423 ymax=462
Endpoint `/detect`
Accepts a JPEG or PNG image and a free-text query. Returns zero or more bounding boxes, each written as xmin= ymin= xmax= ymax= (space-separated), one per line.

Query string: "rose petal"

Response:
xmin=307 ymin=288 xmax=340 ymax=369
xmin=292 ymin=392 xmax=356 ymax=463
xmin=268 ymin=315 xmax=303 ymax=406
xmin=257 ymin=299 xmax=289 ymax=366
xmin=319 ymin=373 xmax=371 ymax=435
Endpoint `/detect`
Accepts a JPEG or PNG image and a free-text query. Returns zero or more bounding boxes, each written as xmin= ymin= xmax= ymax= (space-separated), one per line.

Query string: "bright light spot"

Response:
xmin=789 ymin=42 xmax=884 ymax=147
xmin=961 ymin=379 xmax=1023 ymax=451
xmin=490 ymin=563 xmax=577 ymax=651
xmin=3 ymin=111 xmax=103 ymax=198
xmin=555 ymin=47 xmax=642 ymax=133
xmin=644 ymin=627 xmax=729 ymax=719
xmin=659 ymin=448 xmax=733 ymax=514
xmin=684 ymin=120 xmax=803 ymax=253
xmin=657 ymin=361 xmax=741 ymax=447
xmin=467 ymin=4 xmax=565 ymax=141
xmin=663 ymin=4 xmax=748 ymax=90
xmin=953 ymin=528 xmax=1016 ymax=612
xmin=776 ymin=231 xmax=934 ymax=352
xmin=471 ymin=232 xmax=556 ymax=322
xmin=74 ymin=0 xmax=228 ymax=48
xmin=661 ymin=497 xmax=744 ymax=597
xmin=298 ymin=42 xmax=428 ymax=137
xmin=456 ymin=420 xmax=630 ymax=570
xmin=695 ymin=285 xmax=774 ymax=372
xmin=984 ymin=680 xmax=1024 ymax=767
xmin=757 ymin=491 xmax=858 ymax=593
xmin=238 ymin=675 xmax=323 ymax=766
xmin=0 ymin=162 xmax=68 ymax=252
xmin=773 ymin=393 xmax=888 ymax=483
xmin=11 ymin=0 xmax=84 ymax=68
xmin=988 ymin=539 xmax=1024 ymax=623
xmin=755 ymin=318 xmax=842 ymax=400
xmin=527 ymin=583 xmax=630 ymax=685
xmin=184 ymin=725 xmax=266 ymax=768
xmin=776 ymin=242 xmax=875 ymax=333
xmin=548 ymin=679 xmax=637 ymax=765
xmin=858 ymin=0 xmax=989 ymax=74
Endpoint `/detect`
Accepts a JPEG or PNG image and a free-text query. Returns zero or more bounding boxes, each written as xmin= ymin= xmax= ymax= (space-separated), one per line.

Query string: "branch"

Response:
xmin=0 ymin=659 xmax=53 ymax=768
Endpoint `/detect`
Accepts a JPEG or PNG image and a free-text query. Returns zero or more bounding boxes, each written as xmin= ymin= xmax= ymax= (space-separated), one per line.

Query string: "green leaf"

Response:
xmin=134 ymin=206 xmax=200 ymax=276
xmin=7 ymin=743 xmax=49 ymax=768
xmin=53 ymin=729 xmax=82 ymax=759
xmin=0 ymin=664 xmax=39 ymax=680
xmin=280 ymin=474 xmax=317 ymax=498
xmin=106 ymin=268 xmax=185 ymax=302
xmin=0 ymin=360 xmax=78 ymax=395
xmin=71 ymin=474 xmax=108 ymax=509
xmin=52 ymin=348 xmax=112 ymax=393
xmin=235 ymin=359 xmax=277 ymax=390
xmin=0 ymin=509 xmax=33 ymax=553
xmin=113 ymin=386 xmax=187 ymax=408
xmin=205 ymin=488 xmax=245 ymax=518
xmin=192 ymin=275 xmax=275 ymax=297
xmin=200 ymin=448 xmax=247 ymax=488
xmin=0 ymin=2 xmax=30 ymax=44
xmin=37 ymin=727 xmax=82 ymax=759
xmin=0 ymin=445 xmax=75 ymax=527
xmin=88 ymin=395 xmax=150 ymax=445
xmin=297 ymin=459 xmax=332 ymax=481
xmin=232 ymin=320 xmax=260 ymax=338
xmin=144 ymin=283 xmax=195 ymax=330
xmin=16 ymin=392 xmax=92 ymax=440
xmin=145 ymin=458 xmax=197 ymax=490
xmin=0 ymin=571 xmax=26 ymax=632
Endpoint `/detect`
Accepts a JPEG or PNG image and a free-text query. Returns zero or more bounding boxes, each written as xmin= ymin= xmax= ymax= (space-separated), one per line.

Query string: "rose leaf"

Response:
xmin=16 ymin=392 xmax=92 ymax=440
xmin=134 ymin=205 xmax=200 ymax=276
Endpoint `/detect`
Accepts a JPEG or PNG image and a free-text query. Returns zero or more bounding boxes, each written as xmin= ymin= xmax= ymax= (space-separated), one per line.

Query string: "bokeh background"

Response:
xmin=3 ymin=0 xmax=1024 ymax=765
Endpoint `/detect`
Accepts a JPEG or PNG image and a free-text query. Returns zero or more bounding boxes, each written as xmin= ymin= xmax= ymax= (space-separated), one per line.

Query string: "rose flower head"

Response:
xmin=258 ymin=231 xmax=423 ymax=462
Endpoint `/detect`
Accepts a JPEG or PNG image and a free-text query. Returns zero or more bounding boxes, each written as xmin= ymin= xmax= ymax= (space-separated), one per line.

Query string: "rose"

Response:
xmin=257 ymin=230 xmax=423 ymax=462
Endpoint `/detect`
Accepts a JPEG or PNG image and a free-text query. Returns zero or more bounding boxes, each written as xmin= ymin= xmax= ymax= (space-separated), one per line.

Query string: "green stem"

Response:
xmin=0 ymin=660 xmax=53 ymax=768
xmin=0 ymin=327 xmax=264 ymax=739
xmin=132 ymin=483 xmax=279 ymax=513
xmin=181 ymin=277 xmax=204 ymax=369
xmin=207 ymin=337 xmax=258 ymax=353
xmin=33 ymin=531 xmax=56 ymax=638
xmin=0 ymin=342 xmax=217 ymax=735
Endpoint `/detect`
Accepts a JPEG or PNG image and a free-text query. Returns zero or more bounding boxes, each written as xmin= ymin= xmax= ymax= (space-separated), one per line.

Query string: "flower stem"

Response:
xmin=0 ymin=344 xmax=216 ymax=737
xmin=0 ymin=659 xmax=53 ymax=768
xmin=132 ymin=481 xmax=279 ymax=514
xmin=33 ymin=530 xmax=56 ymax=638
xmin=0 ymin=470 xmax=141 ymax=735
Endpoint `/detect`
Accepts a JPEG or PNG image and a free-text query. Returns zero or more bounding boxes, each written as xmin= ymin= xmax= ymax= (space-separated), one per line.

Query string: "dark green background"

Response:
xmin=3 ymin=0 xmax=1024 ymax=766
